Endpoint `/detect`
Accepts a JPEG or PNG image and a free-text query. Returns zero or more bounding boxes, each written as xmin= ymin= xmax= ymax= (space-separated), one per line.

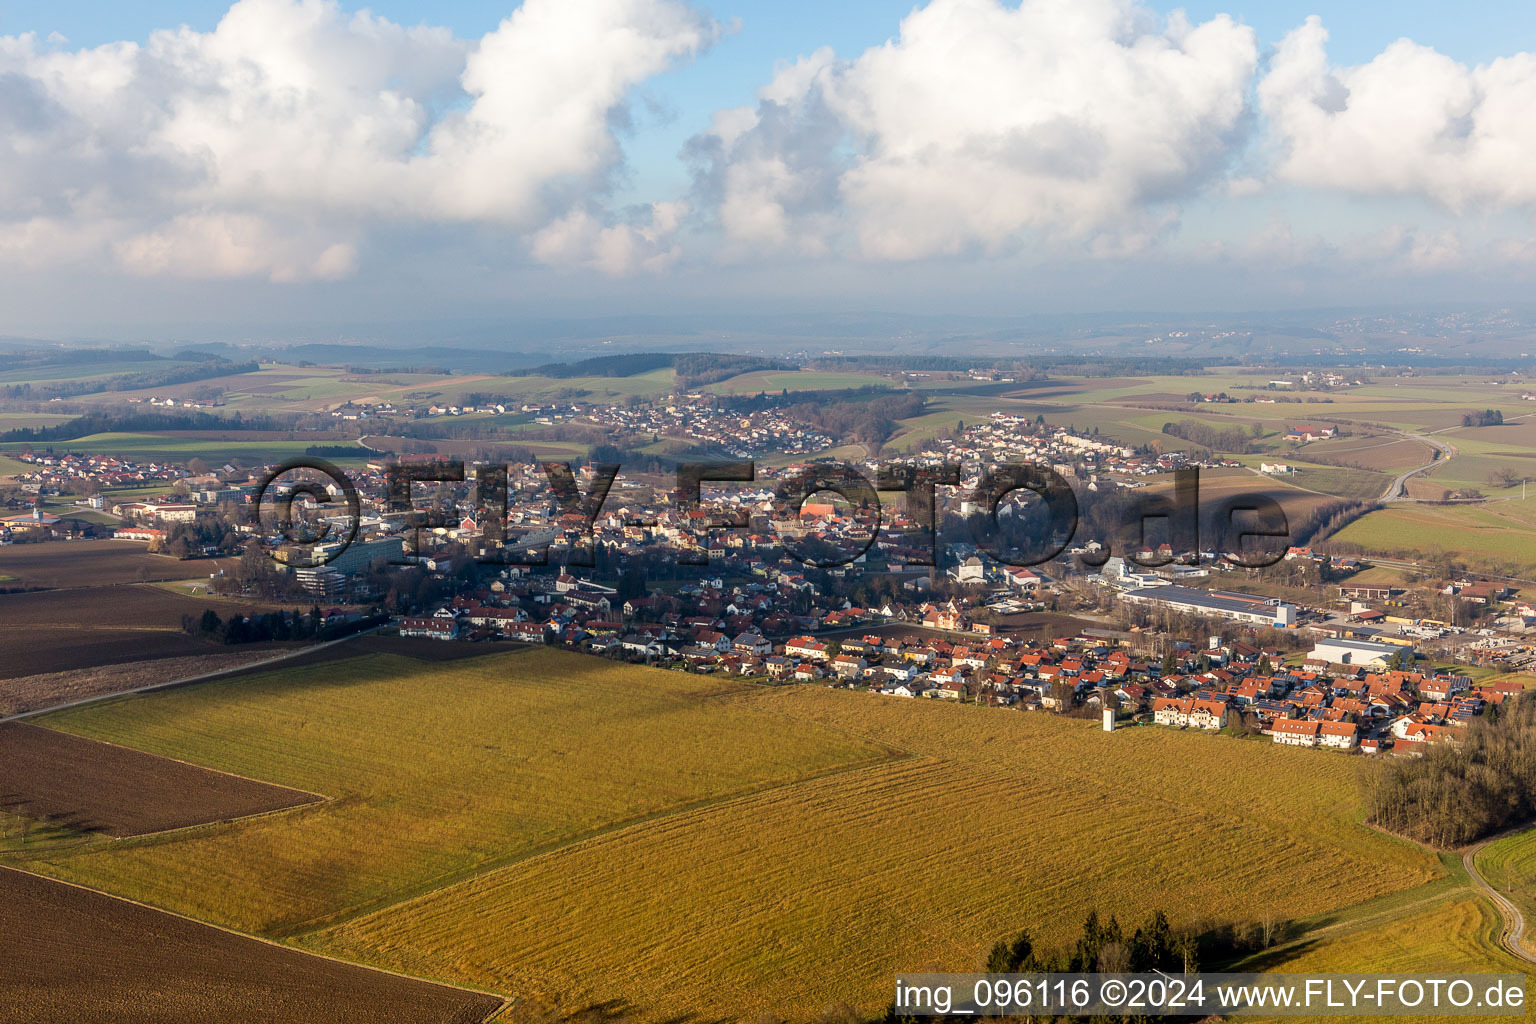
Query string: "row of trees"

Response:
xmin=0 ymin=408 xmax=289 ymax=443
xmin=183 ymin=607 xmax=325 ymax=644
xmin=1160 ymin=419 xmax=1262 ymax=453
xmin=874 ymin=906 xmax=1298 ymax=1024
xmin=1368 ymin=694 xmax=1536 ymax=847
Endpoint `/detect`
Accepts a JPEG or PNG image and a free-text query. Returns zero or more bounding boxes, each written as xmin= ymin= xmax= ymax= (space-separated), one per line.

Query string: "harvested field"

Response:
xmin=23 ymin=650 xmax=893 ymax=936
xmin=1299 ymin=436 xmax=1435 ymax=472
xmin=0 ymin=585 xmax=302 ymax=680
xmin=0 ymin=649 xmax=295 ymax=717
xmin=0 ymin=867 xmax=503 ymax=1024
xmin=0 ymin=541 xmax=231 ymax=589
xmin=0 ymin=628 xmax=248 ymax=680
xmin=0 ymin=584 xmax=288 ymax=629
xmin=307 ymin=683 xmax=1438 ymax=1022
xmin=0 ymin=722 xmax=321 ymax=837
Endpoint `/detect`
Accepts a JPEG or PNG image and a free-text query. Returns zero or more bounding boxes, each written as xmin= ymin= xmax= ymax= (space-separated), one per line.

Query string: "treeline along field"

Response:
xmin=1368 ymin=694 xmax=1536 ymax=848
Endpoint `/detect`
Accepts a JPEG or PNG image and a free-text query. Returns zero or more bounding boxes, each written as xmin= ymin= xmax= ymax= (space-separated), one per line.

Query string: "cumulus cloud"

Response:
xmin=689 ymin=0 xmax=1257 ymax=260
xmin=530 ymin=200 xmax=688 ymax=275
xmin=0 ymin=0 xmax=715 ymax=280
xmin=1260 ymin=16 xmax=1536 ymax=210
xmin=113 ymin=214 xmax=358 ymax=282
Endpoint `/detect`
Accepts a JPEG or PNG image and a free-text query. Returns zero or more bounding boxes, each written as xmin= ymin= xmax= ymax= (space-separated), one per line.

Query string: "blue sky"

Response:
xmin=1 ymin=1 xmax=1535 ymax=337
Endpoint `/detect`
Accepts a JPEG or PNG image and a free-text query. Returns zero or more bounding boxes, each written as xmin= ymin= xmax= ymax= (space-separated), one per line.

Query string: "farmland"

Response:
xmin=0 ymin=722 xmax=321 ymax=837
xmin=0 ymin=868 xmax=503 ymax=1024
xmin=0 ymin=648 xmax=294 ymax=719
xmin=20 ymin=649 xmax=896 ymax=937
xmin=1 ymin=430 xmax=370 ymax=463
xmin=1330 ymin=504 xmax=1536 ymax=574
xmin=304 ymin=683 xmax=1433 ymax=1021
xmin=1475 ymin=829 xmax=1536 ymax=956
xmin=6 ymin=647 xmax=1438 ymax=1022
xmin=1238 ymin=897 xmax=1526 ymax=1024
xmin=6 ymin=640 xmax=1532 ymax=1019
xmin=0 ymin=540 xmax=232 ymax=588
xmin=0 ymin=583 xmax=300 ymax=687
xmin=705 ymin=368 xmax=895 ymax=395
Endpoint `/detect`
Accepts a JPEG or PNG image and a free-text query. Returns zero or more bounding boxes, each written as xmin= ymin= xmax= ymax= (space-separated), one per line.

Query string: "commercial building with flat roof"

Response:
xmin=1120 ymin=585 xmax=1295 ymax=627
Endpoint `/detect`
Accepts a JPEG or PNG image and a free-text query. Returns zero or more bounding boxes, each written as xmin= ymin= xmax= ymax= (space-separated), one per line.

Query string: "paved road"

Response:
xmin=1463 ymin=828 xmax=1536 ymax=966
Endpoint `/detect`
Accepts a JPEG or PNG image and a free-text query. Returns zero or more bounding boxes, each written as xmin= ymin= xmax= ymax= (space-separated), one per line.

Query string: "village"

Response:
xmin=4 ymin=412 xmax=1536 ymax=763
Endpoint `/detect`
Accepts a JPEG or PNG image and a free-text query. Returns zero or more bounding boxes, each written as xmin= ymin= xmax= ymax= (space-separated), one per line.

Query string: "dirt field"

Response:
xmin=0 ymin=867 xmax=503 ymax=1024
xmin=0 ymin=584 xmax=288 ymax=628
xmin=0 ymin=650 xmax=292 ymax=717
xmin=0 ymin=541 xmax=231 ymax=589
xmin=0 ymin=722 xmax=322 ymax=837
xmin=0 ymin=629 xmax=250 ymax=681
xmin=0 ymin=585 xmax=303 ymax=680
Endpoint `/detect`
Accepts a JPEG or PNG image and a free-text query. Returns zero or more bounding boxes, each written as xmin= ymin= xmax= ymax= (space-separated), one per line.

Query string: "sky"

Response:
xmin=2 ymin=0 xmax=1536 ymax=341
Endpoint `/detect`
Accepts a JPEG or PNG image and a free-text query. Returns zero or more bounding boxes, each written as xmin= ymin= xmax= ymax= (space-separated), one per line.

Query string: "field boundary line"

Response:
xmin=0 ymin=864 xmax=511 ymax=1018
xmin=1 ymin=625 xmax=381 ymax=724
xmin=0 ymin=792 xmax=336 ymax=860
xmin=1464 ymin=822 xmax=1536 ymax=966
xmin=0 ymin=720 xmax=335 ymax=804
xmin=276 ymin=747 xmax=922 ymax=941
xmin=1231 ymin=889 xmax=1468 ymax=971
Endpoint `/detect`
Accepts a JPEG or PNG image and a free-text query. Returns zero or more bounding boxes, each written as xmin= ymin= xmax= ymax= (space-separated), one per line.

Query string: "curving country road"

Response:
xmin=1463 ymin=829 xmax=1536 ymax=966
xmin=1383 ymin=430 xmax=1459 ymax=501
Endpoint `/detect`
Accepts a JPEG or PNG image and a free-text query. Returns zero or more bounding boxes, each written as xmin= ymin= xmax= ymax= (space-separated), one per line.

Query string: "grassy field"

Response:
xmin=298 ymin=678 xmax=1435 ymax=1021
xmin=1238 ymin=897 xmax=1529 ymax=1023
xmin=1476 ymin=829 xmax=1536 ymax=956
xmin=0 ymin=413 xmax=76 ymax=431
xmin=21 ymin=649 xmax=895 ymax=939
xmin=1331 ymin=504 xmax=1536 ymax=573
xmin=1232 ymin=455 xmax=1392 ymax=500
xmin=3 ymin=642 xmax=1521 ymax=1020
xmin=0 ymin=431 xmax=369 ymax=462
xmin=705 ymin=369 xmax=894 ymax=395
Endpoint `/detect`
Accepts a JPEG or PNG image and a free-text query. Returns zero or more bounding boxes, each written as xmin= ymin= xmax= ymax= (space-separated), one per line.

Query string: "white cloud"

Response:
xmin=530 ymin=200 xmax=688 ymax=275
xmin=690 ymin=0 xmax=1257 ymax=260
xmin=0 ymin=0 xmax=716 ymax=280
xmin=113 ymin=214 xmax=358 ymax=282
xmin=1260 ymin=16 xmax=1536 ymax=211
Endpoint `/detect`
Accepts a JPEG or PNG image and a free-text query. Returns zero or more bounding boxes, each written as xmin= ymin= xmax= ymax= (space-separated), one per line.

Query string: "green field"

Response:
xmin=1239 ymin=897 xmax=1530 ymax=1024
xmin=8 ymin=647 xmax=1449 ymax=1022
xmin=1332 ymin=504 xmax=1536 ymax=573
xmin=1476 ymin=829 xmax=1536 ymax=957
xmin=705 ymin=369 xmax=894 ymax=395
xmin=0 ymin=432 xmax=370 ymax=463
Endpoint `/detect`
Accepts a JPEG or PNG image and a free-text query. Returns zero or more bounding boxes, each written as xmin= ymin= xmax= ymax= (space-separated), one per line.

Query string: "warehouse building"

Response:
xmin=1119 ymin=585 xmax=1296 ymax=628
